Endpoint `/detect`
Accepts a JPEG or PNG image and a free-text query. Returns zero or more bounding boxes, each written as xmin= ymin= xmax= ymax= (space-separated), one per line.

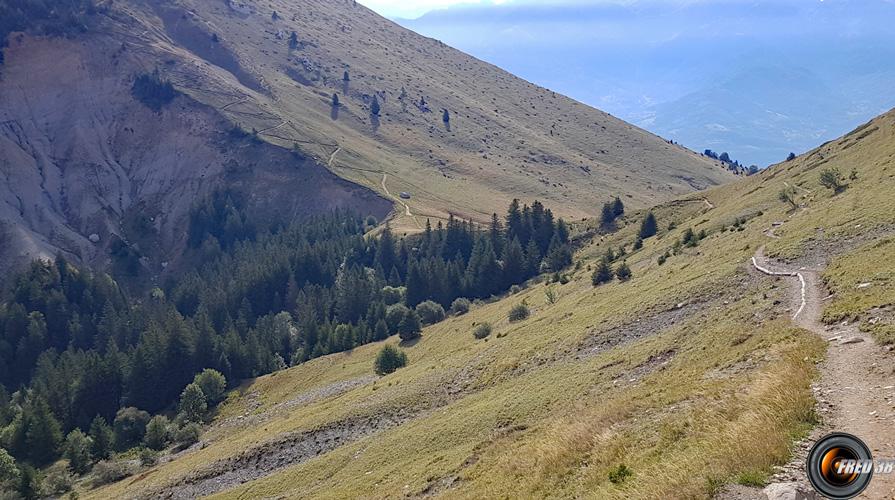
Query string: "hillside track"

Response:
xmin=726 ymin=245 xmax=895 ymax=499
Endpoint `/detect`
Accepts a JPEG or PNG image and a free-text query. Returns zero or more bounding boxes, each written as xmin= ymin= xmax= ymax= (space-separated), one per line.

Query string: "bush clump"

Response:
xmin=415 ymin=300 xmax=446 ymax=325
xmin=374 ymin=344 xmax=408 ymax=375
xmin=508 ymin=303 xmax=530 ymax=322
xmin=608 ymin=464 xmax=633 ymax=484
xmin=473 ymin=323 xmax=492 ymax=339
xmin=174 ymin=423 xmax=202 ymax=450
xmin=92 ymin=460 xmax=136 ymax=487
xmin=450 ymin=297 xmax=471 ymax=315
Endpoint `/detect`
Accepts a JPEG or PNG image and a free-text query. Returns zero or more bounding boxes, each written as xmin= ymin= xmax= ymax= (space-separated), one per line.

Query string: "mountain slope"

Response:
xmin=1 ymin=0 xmax=735 ymax=275
xmin=157 ymin=0 xmax=735 ymax=221
xmin=86 ymin=100 xmax=895 ymax=498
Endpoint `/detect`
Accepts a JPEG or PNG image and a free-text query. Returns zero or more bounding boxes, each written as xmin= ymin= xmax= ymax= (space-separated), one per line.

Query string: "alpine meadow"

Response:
xmin=0 ymin=1 xmax=893 ymax=499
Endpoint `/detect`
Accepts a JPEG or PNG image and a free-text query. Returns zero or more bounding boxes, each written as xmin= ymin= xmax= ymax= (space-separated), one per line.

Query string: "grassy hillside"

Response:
xmin=86 ymin=106 xmax=895 ymax=497
xmin=116 ymin=0 xmax=735 ymax=230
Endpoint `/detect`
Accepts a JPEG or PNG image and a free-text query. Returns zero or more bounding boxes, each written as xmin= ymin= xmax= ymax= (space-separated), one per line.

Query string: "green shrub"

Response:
xmin=143 ymin=415 xmax=171 ymax=451
xmin=398 ymin=310 xmax=423 ymax=341
xmin=381 ymin=286 xmax=405 ymax=306
xmin=91 ymin=460 xmax=136 ymax=487
xmin=178 ymin=383 xmax=207 ymax=423
xmin=820 ymin=167 xmax=846 ymax=192
xmin=473 ymin=323 xmax=492 ymax=339
xmin=113 ymin=407 xmax=150 ymax=451
xmin=43 ymin=462 xmax=74 ymax=495
xmin=592 ymin=258 xmax=614 ymax=285
xmin=138 ymin=447 xmax=158 ymax=467
xmin=385 ymin=304 xmax=410 ymax=333
xmin=608 ymin=464 xmax=633 ymax=484
xmin=374 ymin=344 xmax=408 ymax=375
xmin=193 ymin=368 xmax=227 ymax=405
xmin=450 ymin=298 xmax=471 ymax=315
xmin=415 ymin=300 xmax=446 ymax=325
xmin=615 ymin=262 xmax=632 ymax=281
xmin=174 ymin=423 xmax=201 ymax=450
xmin=508 ymin=303 xmax=530 ymax=322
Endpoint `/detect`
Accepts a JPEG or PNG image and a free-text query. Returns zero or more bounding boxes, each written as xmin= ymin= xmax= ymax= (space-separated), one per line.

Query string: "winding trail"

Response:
xmin=327 ymin=146 xmax=341 ymax=168
xmin=745 ymin=244 xmax=895 ymax=499
xmin=381 ymin=173 xmax=421 ymax=228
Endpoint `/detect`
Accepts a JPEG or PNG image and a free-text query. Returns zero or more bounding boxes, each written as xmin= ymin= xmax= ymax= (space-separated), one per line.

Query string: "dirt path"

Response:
xmin=381 ymin=173 xmax=421 ymax=228
xmin=327 ymin=146 xmax=341 ymax=168
xmin=741 ymin=248 xmax=895 ymax=499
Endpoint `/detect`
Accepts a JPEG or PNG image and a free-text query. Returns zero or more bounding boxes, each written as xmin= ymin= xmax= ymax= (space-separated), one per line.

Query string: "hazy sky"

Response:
xmin=358 ymin=0 xmax=509 ymax=18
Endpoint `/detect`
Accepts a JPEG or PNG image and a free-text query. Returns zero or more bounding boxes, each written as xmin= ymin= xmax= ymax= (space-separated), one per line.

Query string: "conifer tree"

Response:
xmin=600 ymin=203 xmax=615 ymax=228
xmin=178 ymin=383 xmax=207 ymax=423
xmin=615 ymin=262 xmax=632 ymax=281
xmin=398 ymin=310 xmax=422 ymax=341
xmin=639 ymin=212 xmax=658 ymax=239
xmin=23 ymin=396 xmax=63 ymax=465
xmin=592 ymin=258 xmax=614 ymax=286
xmin=89 ymin=416 xmax=113 ymax=460
xmin=612 ymin=197 xmax=625 ymax=217
xmin=63 ymin=429 xmax=93 ymax=474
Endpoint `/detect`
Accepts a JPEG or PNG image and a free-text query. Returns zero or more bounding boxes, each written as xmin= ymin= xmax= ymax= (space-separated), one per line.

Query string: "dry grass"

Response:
xmin=86 ymin=105 xmax=895 ymax=500
xmin=117 ymin=0 xmax=736 ymax=231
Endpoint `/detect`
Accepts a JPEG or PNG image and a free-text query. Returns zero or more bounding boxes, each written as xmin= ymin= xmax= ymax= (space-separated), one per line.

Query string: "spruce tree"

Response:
xmin=24 ymin=396 xmax=63 ymax=466
xmin=332 ymin=93 xmax=340 ymax=107
xmin=639 ymin=212 xmax=658 ymax=239
xmin=371 ymin=96 xmax=381 ymax=116
xmin=612 ymin=197 xmax=624 ymax=217
xmin=615 ymin=262 xmax=632 ymax=281
xmin=178 ymin=383 xmax=207 ymax=423
xmin=64 ymin=429 xmax=93 ymax=474
xmin=89 ymin=416 xmax=113 ymax=460
xmin=600 ymin=203 xmax=615 ymax=228
xmin=398 ymin=310 xmax=422 ymax=341
xmin=591 ymin=258 xmax=614 ymax=286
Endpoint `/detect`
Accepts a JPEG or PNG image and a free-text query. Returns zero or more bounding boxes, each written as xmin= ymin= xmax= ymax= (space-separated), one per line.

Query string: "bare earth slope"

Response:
xmin=87 ymin=103 xmax=894 ymax=498
xmin=0 ymin=31 xmax=391 ymax=282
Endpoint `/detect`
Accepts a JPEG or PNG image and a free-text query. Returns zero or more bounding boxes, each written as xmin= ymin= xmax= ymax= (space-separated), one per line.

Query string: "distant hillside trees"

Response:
xmin=639 ymin=213 xmax=658 ymax=239
xmin=371 ymin=96 xmax=381 ymax=116
xmin=132 ymin=70 xmax=179 ymax=111
xmin=600 ymin=197 xmax=625 ymax=229
xmin=0 ymin=196 xmax=573 ymax=470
